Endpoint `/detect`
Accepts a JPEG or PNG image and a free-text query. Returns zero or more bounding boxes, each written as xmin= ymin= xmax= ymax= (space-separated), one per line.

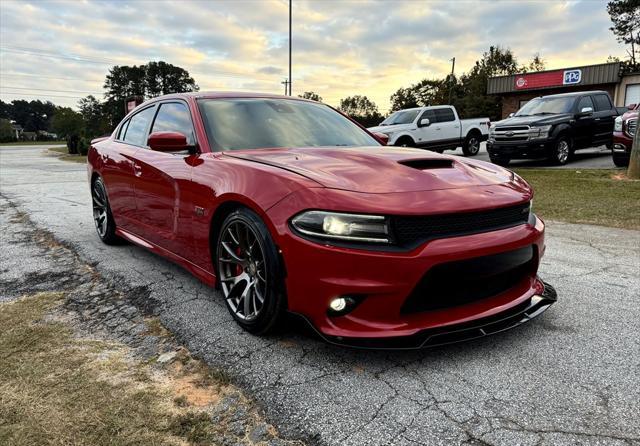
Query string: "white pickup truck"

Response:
xmin=368 ymin=105 xmax=490 ymax=156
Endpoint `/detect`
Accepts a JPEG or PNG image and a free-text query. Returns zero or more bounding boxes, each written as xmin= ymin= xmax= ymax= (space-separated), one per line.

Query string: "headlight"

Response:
xmin=291 ymin=211 xmax=390 ymax=243
xmin=530 ymin=125 xmax=552 ymax=139
xmin=614 ymin=116 xmax=623 ymax=132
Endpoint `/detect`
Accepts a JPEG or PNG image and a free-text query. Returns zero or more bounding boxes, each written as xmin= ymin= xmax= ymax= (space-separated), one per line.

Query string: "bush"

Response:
xmin=78 ymin=137 xmax=89 ymax=156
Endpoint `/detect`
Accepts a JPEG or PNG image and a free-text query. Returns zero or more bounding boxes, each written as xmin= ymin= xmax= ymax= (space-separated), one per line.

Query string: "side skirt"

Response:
xmin=115 ymin=227 xmax=216 ymax=287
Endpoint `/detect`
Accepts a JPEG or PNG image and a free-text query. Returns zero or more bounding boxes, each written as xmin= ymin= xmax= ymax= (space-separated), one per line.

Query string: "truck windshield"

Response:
xmin=380 ymin=110 xmax=420 ymax=125
xmin=515 ymin=97 xmax=575 ymax=116
xmin=198 ymin=98 xmax=380 ymax=151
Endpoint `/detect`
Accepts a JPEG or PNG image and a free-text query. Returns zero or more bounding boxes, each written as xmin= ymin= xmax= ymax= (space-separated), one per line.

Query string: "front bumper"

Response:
xmin=612 ymin=132 xmax=632 ymax=161
xmin=487 ymin=138 xmax=554 ymax=159
xmin=268 ymin=190 xmax=549 ymax=346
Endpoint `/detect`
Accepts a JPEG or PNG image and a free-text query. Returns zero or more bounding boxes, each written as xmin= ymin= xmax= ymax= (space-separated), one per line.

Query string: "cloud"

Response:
xmin=0 ymin=0 xmax=625 ymax=113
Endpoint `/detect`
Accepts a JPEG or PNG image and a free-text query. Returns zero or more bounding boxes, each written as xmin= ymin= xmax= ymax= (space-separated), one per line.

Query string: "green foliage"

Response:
xmin=607 ymin=0 xmax=640 ymax=66
xmin=1 ymin=99 xmax=56 ymax=132
xmin=298 ymin=91 xmax=323 ymax=102
xmin=338 ymin=95 xmax=383 ymax=127
xmin=78 ymin=137 xmax=89 ymax=156
xmin=78 ymin=95 xmax=110 ymax=139
xmin=0 ymin=118 xmax=16 ymax=142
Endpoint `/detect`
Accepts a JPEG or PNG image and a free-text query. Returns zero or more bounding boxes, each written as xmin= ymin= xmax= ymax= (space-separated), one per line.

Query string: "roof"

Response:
xmin=487 ymin=62 xmax=621 ymax=95
xmin=149 ymin=91 xmax=307 ymax=101
xmin=539 ymin=90 xmax=608 ymax=98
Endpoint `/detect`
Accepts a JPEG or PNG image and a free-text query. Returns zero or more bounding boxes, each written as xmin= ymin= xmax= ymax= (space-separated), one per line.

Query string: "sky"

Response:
xmin=0 ymin=0 xmax=626 ymax=113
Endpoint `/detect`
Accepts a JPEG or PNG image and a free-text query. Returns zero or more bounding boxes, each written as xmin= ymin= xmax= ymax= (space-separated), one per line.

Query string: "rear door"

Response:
xmin=432 ymin=107 xmax=461 ymax=147
xmin=129 ymin=100 xmax=198 ymax=259
xmin=591 ymin=93 xmax=616 ymax=146
xmin=574 ymin=95 xmax=596 ymax=148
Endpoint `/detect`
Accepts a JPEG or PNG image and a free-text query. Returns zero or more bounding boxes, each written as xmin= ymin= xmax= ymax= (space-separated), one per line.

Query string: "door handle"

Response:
xmin=133 ymin=163 xmax=142 ymax=177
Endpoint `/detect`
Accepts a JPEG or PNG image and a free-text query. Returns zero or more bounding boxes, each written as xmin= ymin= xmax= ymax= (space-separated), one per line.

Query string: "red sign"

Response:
xmin=514 ymin=70 xmax=564 ymax=90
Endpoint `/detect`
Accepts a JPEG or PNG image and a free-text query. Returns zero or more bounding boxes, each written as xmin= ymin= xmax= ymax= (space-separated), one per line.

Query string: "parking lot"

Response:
xmin=1 ymin=145 xmax=638 ymax=445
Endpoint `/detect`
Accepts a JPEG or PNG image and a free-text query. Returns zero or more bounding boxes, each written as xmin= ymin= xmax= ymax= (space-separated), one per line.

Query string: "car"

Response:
xmin=612 ymin=103 xmax=638 ymax=167
xmin=87 ymin=92 xmax=556 ymax=349
xmin=487 ymin=91 xmax=618 ymax=166
xmin=367 ymin=105 xmax=490 ymax=156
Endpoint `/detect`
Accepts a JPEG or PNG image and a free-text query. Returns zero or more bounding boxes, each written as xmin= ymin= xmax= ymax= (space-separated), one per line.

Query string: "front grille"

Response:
xmin=494 ymin=126 xmax=529 ymax=132
xmin=401 ymin=246 xmax=537 ymax=314
xmin=491 ymin=125 xmax=531 ymax=143
xmin=391 ymin=202 xmax=530 ymax=247
xmin=627 ymin=118 xmax=637 ymax=137
xmin=495 ymin=135 xmax=528 ymax=142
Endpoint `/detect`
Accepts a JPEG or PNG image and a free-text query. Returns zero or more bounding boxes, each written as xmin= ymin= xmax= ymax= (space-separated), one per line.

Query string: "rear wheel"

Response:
xmin=549 ymin=136 xmax=572 ymax=165
xmin=216 ymin=208 xmax=286 ymax=334
xmin=462 ymin=132 xmax=481 ymax=156
xmin=91 ymin=177 xmax=120 ymax=245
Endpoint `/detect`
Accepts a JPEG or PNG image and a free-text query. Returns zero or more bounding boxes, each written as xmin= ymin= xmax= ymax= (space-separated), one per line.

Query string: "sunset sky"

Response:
xmin=0 ymin=0 xmax=626 ymax=113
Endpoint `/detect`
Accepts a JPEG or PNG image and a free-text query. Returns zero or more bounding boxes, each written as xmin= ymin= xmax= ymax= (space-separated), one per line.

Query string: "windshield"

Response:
xmin=515 ymin=97 xmax=575 ymax=116
xmin=198 ymin=98 xmax=379 ymax=151
xmin=381 ymin=109 xmax=420 ymax=125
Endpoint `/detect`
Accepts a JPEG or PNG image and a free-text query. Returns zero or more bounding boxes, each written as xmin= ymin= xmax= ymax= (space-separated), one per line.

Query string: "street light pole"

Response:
xmin=448 ymin=57 xmax=455 ymax=104
xmin=288 ymin=0 xmax=292 ymax=95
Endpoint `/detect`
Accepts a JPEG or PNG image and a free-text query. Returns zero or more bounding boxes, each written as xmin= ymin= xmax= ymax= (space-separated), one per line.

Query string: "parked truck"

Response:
xmin=368 ymin=105 xmax=490 ymax=156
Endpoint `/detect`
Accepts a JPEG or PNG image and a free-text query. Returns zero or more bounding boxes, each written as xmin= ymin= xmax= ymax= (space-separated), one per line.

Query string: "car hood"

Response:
xmin=223 ymin=146 xmax=515 ymax=193
xmin=494 ymin=113 xmax=573 ymax=127
xmin=367 ymin=123 xmax=415 ymax=133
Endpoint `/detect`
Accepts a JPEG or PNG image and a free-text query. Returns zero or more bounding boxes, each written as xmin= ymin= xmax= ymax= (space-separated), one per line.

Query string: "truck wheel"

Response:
xmin=549 ymin=136 xmax=571 ymax=165
xmin=612 ymin=152 xmax=628 ymax=168
xmin=489 ymin=156 xmax=510 ymax=167
xmin=462 ymin=133 xmax=481 ymax=156
xmin=395 ymin=137 xmax=415 ymax=147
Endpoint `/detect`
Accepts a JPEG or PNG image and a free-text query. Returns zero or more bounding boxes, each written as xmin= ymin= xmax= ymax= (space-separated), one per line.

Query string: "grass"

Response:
xmin=514 ymin=169 xmax=640 ymax=230
xmin=0 ymin=141 xmax=65 ymax=146
xmin=0 ymin=292 xmax=227 ymax=446
xmin=48 ymin=146 xmax=86 ymax=163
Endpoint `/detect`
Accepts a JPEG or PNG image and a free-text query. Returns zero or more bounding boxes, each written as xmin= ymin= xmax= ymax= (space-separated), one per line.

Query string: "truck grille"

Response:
xmin=401 ymin=246 xmax=536 ymax=314
xmin=627 ymin=118 xmax=637 ymax=137
xmin=391 ymin=202 xmax=531 ymax=247
xmin=491 ymin=125 xmax=531 ymax=142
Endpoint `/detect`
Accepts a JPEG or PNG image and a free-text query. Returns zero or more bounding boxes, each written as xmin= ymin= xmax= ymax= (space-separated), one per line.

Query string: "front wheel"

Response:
xmin=549 ymin=136 xmax=572 ymax=165
xmin=462 ymin=133 xmax=481 ymax=156
xmin=216 ymin=208 xmax=286 ymax=334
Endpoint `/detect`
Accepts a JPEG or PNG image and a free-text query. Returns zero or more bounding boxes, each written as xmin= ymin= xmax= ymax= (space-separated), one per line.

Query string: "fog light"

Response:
xmin=329 ymin=297 xmax=347 ymax=312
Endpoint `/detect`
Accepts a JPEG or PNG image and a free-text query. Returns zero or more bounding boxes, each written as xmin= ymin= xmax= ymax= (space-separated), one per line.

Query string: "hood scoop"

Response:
xmin=399 ymin=159 xmax=454 ymax=170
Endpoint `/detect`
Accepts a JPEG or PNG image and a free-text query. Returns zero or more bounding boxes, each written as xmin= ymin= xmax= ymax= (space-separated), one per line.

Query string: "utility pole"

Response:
xmin=288 ymin=0 xmax=292 ymax=95
xmin=448 ymin=57 xmax=456 ymax=104
xmin=281 ymin=79 xmax=290 ymax=95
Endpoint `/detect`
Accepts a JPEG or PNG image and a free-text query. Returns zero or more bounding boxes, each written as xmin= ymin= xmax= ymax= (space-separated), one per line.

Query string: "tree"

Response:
xmin=103 ymin=61 xmax=198 ymax=125
xmin=298 ymin=91 xmax=322 ymax=102
xmin=0 ymin=118 xmax=16 ymax=142
xmin=51 ymin=107 xmax=84 ymax=139
xmin=629 ymin=117 xmax=640 ymax=179
xmin=338 ymin=95 xmax=383 ymax=127
xmin=78 ymin=95 xmax=110 ymax=139
xmin=522 ymin=53 xmax=546 ymax=73
xmin=607 ymin=0 xmax=640 ymax=67
xmin=390 ymin=87 xmax=420 ymax=112
xmin=4 ymin=99 xmax=56 ymax=132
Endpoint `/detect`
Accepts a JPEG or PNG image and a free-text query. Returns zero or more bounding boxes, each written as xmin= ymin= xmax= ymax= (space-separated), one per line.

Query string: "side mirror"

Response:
xmin=577 ymin=106 xmax=593 ymax=117
xmin=508 ymin=112 xmax=515 ymax=118
xmin=419 ymin=118 xmax=430 ymax=127
xmin=372 ymin=132 xmax=389 ymax=145
xmin=147 ymin=131 xmax=189 ymax=152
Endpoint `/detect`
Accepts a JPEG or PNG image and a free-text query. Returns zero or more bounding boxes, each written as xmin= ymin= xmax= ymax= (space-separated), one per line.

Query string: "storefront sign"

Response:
xmin=514 ymin=69 xmax=582 ymax=90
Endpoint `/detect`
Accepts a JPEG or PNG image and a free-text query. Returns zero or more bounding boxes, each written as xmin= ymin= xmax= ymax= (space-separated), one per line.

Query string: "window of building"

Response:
xmin=625 ymin=84 xmax=640 ymax=106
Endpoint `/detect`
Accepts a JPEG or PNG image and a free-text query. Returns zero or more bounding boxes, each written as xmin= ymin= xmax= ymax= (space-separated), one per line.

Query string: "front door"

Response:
xmin=129 ymin=101 xmax=198 ymax=260
xmin=574 ymin=95 xmax=596 ymax=148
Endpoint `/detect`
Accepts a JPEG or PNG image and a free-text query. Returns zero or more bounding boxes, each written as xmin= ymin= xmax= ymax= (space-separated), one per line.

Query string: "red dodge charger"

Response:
xmin=88 ymin=92 xmax=556 ymax=349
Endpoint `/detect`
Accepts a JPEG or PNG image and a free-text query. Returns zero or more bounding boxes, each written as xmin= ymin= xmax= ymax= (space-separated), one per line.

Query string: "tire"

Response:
xmin=612 ymin=154 xmax=628 ymax=168
xmin=489 ymin=156 xmax=510 ymax=167
xmin=462 ymin=132 xmax=481 ymax=156
xmin=395 ymin=137 xmax=415 ymax=148
xmin=549 ymin=136 xmax=572 ymax=165
xmin=216 ymin=208 xmax=286 ymax=335
xmin=91 ymin=176 xmax=120 ymax=245
xmin=430 ymin=148 xmax=444 ymax=154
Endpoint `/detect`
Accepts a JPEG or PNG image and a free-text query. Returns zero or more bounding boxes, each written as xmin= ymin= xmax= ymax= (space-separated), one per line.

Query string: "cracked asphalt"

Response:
xmin=1 ymin=145 xmax=639 ymax=446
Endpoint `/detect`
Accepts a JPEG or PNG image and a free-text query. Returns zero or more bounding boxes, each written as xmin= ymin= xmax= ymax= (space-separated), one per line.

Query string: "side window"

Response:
xmin=117 ymin=119 xmax=130 ymax=140
xmin=420 ymin=109 xmax=436 ymax=123
xmin=577 ymin=96 xmax=594 ymax=112
xmin=593 ymin=94 xmax=612 ymax=112
xmin=123 ymin=106 xmax=156 ymax=146
xmin=434 ymin=108 xmax=456 ymax=123
xmin=151 ymin=102 xmax=195 ymax=145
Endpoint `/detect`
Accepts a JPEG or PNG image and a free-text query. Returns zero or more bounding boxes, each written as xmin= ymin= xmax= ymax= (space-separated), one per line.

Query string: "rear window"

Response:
xmin=593 ymin=94 xmax=613 ymax=112
xmin=434 ymin=108 xmax=455 ymax=122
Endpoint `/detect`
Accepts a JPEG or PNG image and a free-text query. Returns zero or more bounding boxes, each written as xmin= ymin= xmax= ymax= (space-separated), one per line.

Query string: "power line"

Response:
xmin=1 ymin=86 xmax=103 ymax=95
xmin=0 ymin=92 xmax=86 ymax=100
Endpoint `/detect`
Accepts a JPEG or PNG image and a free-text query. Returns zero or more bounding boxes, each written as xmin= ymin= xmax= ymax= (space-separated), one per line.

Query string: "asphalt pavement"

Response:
xmin=1 ymin=145 xmax=639 ymax=446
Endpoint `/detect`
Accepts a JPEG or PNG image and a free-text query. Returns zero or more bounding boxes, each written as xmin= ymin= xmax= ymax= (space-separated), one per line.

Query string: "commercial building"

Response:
xmin=487 ymin=62 xmax=640 ymax=118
